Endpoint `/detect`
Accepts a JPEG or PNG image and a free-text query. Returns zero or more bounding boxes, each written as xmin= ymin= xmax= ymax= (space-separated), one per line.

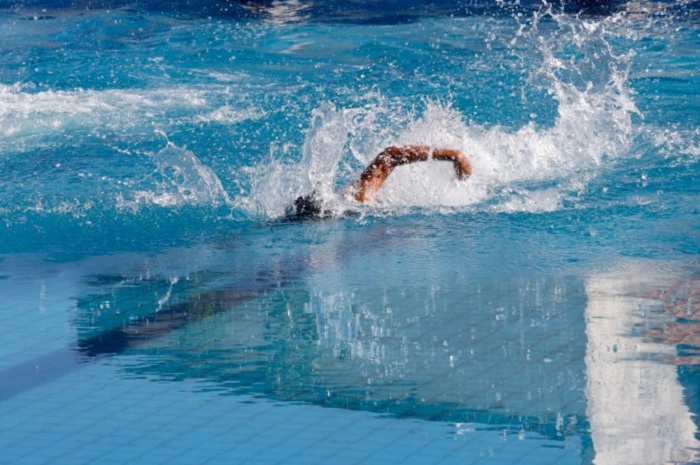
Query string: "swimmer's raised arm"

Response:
xmin=286 ymin=145 xmax=473 ymax=218
xmin=353 ymin=145 xmax=472 ymax=202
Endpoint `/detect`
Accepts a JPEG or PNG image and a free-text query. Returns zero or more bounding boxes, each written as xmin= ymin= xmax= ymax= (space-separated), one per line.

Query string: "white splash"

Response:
xmin=194 ymin=105 xmax=266 ymax=124
xmin=233 ymin=103 xmax=359 ymax=218
xmin=119 ymin=139 xmax=232 ymax=210
xmin=238 ymin=10 xmax=641 ymax=218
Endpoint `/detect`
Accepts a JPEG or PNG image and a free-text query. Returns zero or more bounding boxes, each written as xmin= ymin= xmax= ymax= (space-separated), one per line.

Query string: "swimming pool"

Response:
xmin=0 ymin=1 xmax=699 ymax=464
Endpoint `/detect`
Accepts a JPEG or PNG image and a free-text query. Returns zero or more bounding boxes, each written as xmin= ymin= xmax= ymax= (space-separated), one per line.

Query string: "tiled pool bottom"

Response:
xmin=0 ymin=359 xmax=582 ymax=465
xmin=0 ymin=253 xmax=697 ymax=465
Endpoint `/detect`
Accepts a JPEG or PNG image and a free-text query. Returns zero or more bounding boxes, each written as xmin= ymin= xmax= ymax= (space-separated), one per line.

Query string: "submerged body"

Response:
xmin=287 ymin=145 xmax=472 ymax=219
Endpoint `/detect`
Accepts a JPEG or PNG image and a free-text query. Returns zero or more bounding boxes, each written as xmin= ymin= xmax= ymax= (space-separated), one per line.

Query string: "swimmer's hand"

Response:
xmin=432 ymin=147 xmax=472 ymax=180
xmin=353 ymin=145 xmax=473 ymax=203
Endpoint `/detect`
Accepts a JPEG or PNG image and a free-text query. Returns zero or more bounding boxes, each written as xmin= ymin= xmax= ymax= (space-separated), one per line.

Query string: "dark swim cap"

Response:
xmin=285 ymin=190 xmax=329 ymax=219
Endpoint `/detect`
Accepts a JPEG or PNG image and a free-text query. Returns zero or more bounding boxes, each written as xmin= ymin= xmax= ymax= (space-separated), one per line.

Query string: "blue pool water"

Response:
xmin=1 ymin=1 xmax=699 ymax=464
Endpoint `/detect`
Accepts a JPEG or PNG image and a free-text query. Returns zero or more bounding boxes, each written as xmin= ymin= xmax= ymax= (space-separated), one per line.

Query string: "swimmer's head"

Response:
xmin=285 ymin=190 xmax=332 ymax=220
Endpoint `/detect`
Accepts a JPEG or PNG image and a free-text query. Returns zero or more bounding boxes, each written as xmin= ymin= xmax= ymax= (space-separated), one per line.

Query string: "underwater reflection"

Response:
xmin=585 ymin=263 xmax=700 ymax=465
xmin=651 ymin=279 xmax=700 ymax=366
xmin=76 ymin=269 xmax=589 ymax=439
xmin=238 ymin=0 xmax=312 ymax=24
xmin=71 ymin=238 xmax=700 ymax=463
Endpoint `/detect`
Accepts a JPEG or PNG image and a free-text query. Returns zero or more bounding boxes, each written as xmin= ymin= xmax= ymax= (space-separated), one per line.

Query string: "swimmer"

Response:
xmin=287 ymin=145 xmax=472 ymax=219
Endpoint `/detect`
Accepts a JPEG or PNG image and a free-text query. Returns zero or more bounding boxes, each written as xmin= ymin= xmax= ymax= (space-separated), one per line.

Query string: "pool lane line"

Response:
xmin=0 ymin=288 xmax=264 ymax=402
xmin=0 ymin=347 xmax=79 ymax=402
xmin=77 ymin=289 xmax=261 ymax=357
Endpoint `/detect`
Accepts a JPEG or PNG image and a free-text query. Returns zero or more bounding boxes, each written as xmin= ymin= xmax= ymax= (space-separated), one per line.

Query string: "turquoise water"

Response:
xmin=1 ymin=1 xmax=699 ymax=464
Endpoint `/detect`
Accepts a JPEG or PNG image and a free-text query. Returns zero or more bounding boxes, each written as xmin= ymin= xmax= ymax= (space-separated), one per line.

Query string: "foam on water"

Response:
xmin=0 ymin=82 xmax=264 ymax=153
xmin=0 ymin=82 xmax=258 ymax=216
xmin=0 ymin=84 xmax=192 ymax=135
xmin=237 ymin=8 xmax=643 ymax=218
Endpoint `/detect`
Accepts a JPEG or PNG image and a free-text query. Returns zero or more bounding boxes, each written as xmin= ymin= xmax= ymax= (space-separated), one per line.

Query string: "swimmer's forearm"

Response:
xmin=431 ymin=148 xmax=472 ymax=179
